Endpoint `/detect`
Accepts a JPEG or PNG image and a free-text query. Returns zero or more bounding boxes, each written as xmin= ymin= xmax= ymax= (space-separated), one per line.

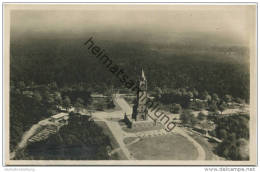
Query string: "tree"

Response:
xmin=46 ymin=96 xmax=55 ymax=105
xmin=200 ymin=121 xmax=211 ymax=133
xmin=219 ymin=102 xmax=227 ymax=114
xmin=74 ymin=98 xmax=84 ymax=112
xmin=224 ymin=94 xmax=232 ymax=103
xmin=76 ymin=97 xmax=84 ymax=105
xmin=205 ymin=94 xmax=212 ymax=102
xmin=192 ymin=88 xmax=199 ymax=99
xmin=237 ymin=138 xmax=249 ymax=160
xmin=218 ymin=129 xmax=227 ymax=140
xmin=209 ymin=102 xmax=219 ymax=112
xmin=48 ymin=81 xmax=58 ymax=90
xmin=175 ymin=89 xmax=182 ymax=97
xmin=201 ymin=91 xmax=209 ymax=100
xmin=187 ymin=91 xmax=194 ymax=100
xmin=230 ymin=132 xmax=237 ymax=141
xmin=208 ymin=130 xmax=216 ymax=137
xmin=190 ymin=115 xmax=198 ymax=127
xmin=212 ymin=93 xmax=220 ymax=102
xmin=197 ymin=112 xmax=206 ymax=121
xmin=106 ymin=98 xmax=115 ymax=109
xmin=155 ymin=87 xmax=163 ymax=99
xmin=33 ymin=91 xmax=42 ymax=103
xmin=235 ymin=97 xmax=245 ymax=104
xmin=47 ymin=107 xmax=58 ymax=115
xmin=53 ymin=91 xmax=63 ymax=106
xmin=63 ymin=96 xmax=71 ymax=111
xmin=180 ymin=110 xmax=191 ymax=124
xmin=17 ymin=81 xmax=26 ymax=90
xmin=193 ymin=100 xmax=206 ymax=110
xmin=180 ymin=88 xmax=187 ymax=96
xmin=222 ymin=147 xmax=229 ymax=158
xmin=170 ymin=104 xmax=182 ymax=113
xmin=180 ymin=110 xmax=197 ymax=126
xmin=96 ymin=103 xmax=105 ymax=111
xmin=42 ymin=89 xmax=50 ymax=103
xmin=228 ymin=145 xmax=239 ymax=160
xmin=201 ymin=90 xmax=212 ymax=102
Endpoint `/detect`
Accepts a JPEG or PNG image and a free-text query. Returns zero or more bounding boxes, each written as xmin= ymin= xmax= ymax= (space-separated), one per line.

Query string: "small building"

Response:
xmin=49 ymin=113 xmax=69 ymax=123
xmin=91 ymin=94 xmax=108 ymax=98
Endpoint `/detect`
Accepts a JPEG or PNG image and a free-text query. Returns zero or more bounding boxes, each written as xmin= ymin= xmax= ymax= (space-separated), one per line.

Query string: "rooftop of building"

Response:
xmin=51 ymin=112 xmax=68 ymax=119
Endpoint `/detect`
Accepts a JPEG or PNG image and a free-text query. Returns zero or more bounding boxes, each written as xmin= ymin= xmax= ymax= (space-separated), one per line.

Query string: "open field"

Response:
xmin=128 ymin=134 xmax=198 ymax=160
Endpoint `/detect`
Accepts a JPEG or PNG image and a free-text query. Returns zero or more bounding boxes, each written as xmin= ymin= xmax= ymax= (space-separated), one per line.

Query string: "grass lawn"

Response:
xmin=187 ymin=132 xmax=219 ymax=160
xmin=123 ymin=137 xmax=138 ymax=144
xmin=128 ymin=134 xmax=198 ymax=160
xmin=95 ymin=121 xmax=120 ymax=149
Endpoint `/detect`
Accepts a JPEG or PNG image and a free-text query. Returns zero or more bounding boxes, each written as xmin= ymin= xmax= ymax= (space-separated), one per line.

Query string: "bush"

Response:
xmin=208 ymin=102 xmax=219 ymax=112
xmin=96 ymin=103 xmax=105 ymax=111
xmin=197 ymin=112 xmax=206 ymax=121
xmin=208 ymin=130 xmax=216 ymax=137
xmin=180 ymin=110 xmax=198 ymax=126
xmin=106 ymin=99 xmax=115 ymax=109
xmin=170 ymin=103 xmax=182 ymax=113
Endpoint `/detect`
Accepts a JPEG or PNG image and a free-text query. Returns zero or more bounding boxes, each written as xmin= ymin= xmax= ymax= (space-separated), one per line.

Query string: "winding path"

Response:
xmin=172 ymin=127 xmax=206 ymax=160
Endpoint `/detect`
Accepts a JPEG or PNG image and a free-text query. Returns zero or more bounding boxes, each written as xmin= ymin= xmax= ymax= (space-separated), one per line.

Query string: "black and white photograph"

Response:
xmin=3 ymin=3 xmax=257 ymax=166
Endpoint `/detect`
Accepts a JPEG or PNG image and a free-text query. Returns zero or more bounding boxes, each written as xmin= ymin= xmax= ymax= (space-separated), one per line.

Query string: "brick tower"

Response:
xmin=132 ymin=68 xmax=148 ymax=121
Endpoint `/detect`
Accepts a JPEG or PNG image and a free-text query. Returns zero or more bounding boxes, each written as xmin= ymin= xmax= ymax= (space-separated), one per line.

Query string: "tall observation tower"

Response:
xmin=132 ymin=68 xmax=148 ymax=121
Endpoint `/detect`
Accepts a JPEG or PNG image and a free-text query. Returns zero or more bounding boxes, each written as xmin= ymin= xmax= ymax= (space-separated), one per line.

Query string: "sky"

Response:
xmin=10 ymin=5 xmax=256 ymax=46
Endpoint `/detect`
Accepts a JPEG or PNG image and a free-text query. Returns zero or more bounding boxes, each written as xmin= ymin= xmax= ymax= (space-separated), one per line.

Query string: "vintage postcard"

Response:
xmin=3 ymin=3 xmax=257 ymax=165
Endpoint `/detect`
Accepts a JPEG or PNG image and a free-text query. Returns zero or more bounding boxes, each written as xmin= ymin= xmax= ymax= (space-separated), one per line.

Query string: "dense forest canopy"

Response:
xmin=10 ymin=37 xmax=250 ymax=101
xmin=9 ymin=7 xmax=253 ymax=162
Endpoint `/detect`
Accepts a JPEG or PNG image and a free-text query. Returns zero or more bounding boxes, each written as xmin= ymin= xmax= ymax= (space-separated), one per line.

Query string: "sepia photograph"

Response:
xmin=3 ymin=3 xmax=257 ymax=166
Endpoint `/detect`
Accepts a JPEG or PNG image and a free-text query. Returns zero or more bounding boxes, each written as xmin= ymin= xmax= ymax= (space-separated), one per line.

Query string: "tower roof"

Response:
xmin=141 ymin=68 xmax=146 ymax=81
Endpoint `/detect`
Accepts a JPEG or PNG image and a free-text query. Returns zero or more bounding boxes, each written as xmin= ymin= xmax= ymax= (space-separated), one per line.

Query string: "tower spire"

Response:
xmin=141 ymin=68 xmax=146 ymax=81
